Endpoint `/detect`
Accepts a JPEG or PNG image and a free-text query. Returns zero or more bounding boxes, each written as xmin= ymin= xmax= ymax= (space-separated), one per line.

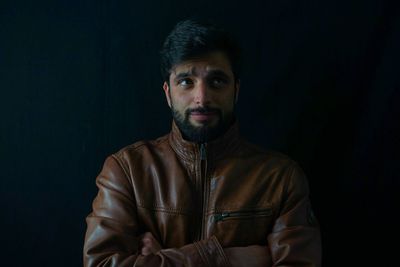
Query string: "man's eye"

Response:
xmin=178 ymin=78 xmax=193 ymax=87
xmin=211 ymin=78 xmax=227 ymax=87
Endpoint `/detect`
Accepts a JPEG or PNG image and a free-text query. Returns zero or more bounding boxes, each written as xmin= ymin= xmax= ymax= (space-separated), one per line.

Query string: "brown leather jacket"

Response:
xmin=84 ymin=121 xmax=322 ymax=266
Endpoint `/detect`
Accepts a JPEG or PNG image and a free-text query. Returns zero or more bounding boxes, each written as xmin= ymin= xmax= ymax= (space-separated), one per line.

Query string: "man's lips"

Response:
xmin=190 ymin=112 xmax=217 ymax=121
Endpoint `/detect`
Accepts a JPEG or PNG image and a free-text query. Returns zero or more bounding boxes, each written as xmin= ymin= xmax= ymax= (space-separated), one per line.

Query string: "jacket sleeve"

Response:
xmin=222 ymin=245 xmax=272 ymax=267
xmin=266 ymin=162 xmax=322 ymax=266
xmin=83 ymin=155 xmax=231 ymax=267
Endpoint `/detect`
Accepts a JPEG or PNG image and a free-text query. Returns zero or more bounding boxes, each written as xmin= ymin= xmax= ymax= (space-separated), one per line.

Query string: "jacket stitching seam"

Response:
xmin=211 ymin=236 xmax=231 ymax=267
xmin=111 ymin=154 xmax=133 ymax=185
xmin=138 ymin=208 xmax=190 ymax=215
xmin=136 ymin=204 xmax=191 ymax=215
xmin=194 ymin=241 xmax=211 ymax=267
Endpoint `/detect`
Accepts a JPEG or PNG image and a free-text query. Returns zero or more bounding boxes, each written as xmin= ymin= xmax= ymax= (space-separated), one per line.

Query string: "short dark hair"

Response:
xmin=160 ymin=19 xmax=242 ymax=83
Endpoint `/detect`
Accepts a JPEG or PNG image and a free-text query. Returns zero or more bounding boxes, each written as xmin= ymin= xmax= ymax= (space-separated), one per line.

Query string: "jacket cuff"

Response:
xmin=181 ymin=236 xmax=231 ymax=267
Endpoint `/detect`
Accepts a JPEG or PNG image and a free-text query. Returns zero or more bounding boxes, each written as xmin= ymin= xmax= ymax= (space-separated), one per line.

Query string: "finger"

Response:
xmin=140 ymin=232 xmax=162 ymax=253
xmin=142 ymin=237 xmax=151 ymax=245
xmin=141 ymin=232 xmax=153 ymax=244
xmin=143 ymin=232 xmax=154 ymax=239
xmin=141 ymin=246 xmax=151 ymax=256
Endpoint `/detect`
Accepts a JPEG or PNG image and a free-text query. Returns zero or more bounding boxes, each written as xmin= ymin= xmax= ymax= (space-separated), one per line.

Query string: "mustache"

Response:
xmin=186 ymin=107 xmax=221 ymax=115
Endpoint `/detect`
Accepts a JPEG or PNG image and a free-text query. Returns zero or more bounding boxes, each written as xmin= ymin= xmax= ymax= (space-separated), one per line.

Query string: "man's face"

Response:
xmin=163 ymin=51 xmax=240 ymax=143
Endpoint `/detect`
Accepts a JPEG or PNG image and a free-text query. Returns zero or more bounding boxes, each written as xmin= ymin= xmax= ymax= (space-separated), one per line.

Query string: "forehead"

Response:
xmin=170 ymin=51 xmax=233 ymax=78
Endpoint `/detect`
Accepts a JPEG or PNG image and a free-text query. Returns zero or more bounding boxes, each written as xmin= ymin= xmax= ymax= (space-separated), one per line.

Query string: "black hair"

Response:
xmin=160 ymin=19 xmax=242 ymax=83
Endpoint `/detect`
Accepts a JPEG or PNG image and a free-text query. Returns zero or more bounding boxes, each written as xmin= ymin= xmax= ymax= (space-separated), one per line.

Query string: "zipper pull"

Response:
xmin=214 ymin=212 xmax=229 ymax=222
xmin=200 ymin=143 xmax=207 ymax=160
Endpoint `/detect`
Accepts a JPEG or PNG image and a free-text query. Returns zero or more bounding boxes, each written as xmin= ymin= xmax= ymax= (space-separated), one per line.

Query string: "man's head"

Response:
xmin=160 ymin=20 xmax=242 ymax=143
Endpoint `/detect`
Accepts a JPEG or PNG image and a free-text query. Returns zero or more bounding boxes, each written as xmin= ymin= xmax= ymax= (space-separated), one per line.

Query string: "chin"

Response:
xmin=190 ymin=119 xmax=218 ymax=127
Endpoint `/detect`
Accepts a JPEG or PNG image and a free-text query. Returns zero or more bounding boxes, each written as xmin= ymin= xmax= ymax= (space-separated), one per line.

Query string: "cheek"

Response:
xmin=216 ymin=92 xmax=235 ymax=111
xmin=170 ymin=92 xmax=191 ymax=112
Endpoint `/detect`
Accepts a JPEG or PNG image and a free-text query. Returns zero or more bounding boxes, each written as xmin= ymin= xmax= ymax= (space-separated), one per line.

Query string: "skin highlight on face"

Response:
xmin=163 ymin=51 xmax=240 ymax=143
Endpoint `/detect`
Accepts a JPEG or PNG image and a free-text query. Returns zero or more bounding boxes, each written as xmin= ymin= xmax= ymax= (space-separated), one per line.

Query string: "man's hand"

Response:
xmin=140 ymin=232 xmax=162 ymax=256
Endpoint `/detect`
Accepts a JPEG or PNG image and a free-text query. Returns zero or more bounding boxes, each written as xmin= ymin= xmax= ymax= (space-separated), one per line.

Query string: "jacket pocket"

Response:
xmin=214 ymin=208 xmax=272 ymax=222
xmin=211 ymin=207 xmax=274 ymax=246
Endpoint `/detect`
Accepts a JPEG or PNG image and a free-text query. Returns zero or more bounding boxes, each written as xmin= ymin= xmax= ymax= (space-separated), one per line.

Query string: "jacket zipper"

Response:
xmin=214 ymin=209 xmax=272 ymax=222
xmin=198 ymin=143 xmax=208 ymax=240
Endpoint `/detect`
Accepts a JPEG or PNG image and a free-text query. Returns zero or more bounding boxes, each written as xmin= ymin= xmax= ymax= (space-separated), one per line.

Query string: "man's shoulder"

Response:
xmin=239 ymin=140 xmax=308 ymax=190
xmin=111 ymin=133 xmax=171 ymax=163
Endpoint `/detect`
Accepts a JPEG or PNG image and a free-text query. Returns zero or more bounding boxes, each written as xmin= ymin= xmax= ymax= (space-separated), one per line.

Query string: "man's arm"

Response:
xmin=266 ymin=162 xmax=322 ymax=266
xmin=83 ymin=155 xmax=231 ymax=267
xmin=141 ymin=232 xmax=272 ymax=267
xmin=84 ymin=156 xmax=320 ymax=267
xmin=137 ymin=161 xmax=321 ymax=267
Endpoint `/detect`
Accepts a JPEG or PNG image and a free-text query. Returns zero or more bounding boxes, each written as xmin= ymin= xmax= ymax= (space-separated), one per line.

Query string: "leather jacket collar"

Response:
xmin=168 ymin=120 xmax=242 ymax=162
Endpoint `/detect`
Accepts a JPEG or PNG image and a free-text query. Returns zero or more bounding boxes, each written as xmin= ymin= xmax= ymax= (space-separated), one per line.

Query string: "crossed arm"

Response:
xmin=139 ymin=231 xmax=271 ymax=267
xmin=83 ymin=156 xmax=321 ymax=267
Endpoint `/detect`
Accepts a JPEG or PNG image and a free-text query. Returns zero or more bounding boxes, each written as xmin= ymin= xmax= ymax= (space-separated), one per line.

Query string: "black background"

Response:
xmin=1 ymin=0 xmax=399 ymax=266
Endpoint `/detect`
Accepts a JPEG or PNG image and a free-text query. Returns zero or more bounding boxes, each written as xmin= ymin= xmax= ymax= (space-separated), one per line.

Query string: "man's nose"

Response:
xmin=193 ymin=81 xmax=210 ymax=105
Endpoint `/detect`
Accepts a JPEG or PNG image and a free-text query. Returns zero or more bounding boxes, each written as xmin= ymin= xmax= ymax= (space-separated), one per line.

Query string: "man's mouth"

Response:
xmin=190 ymin=111 xmax=216 ymax=121
xmin=187 ymin=107 xmax=219 ymax=123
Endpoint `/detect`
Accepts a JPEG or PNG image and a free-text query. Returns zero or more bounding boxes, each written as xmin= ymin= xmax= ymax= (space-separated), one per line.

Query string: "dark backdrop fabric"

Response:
xmin=1 ymin=0 xmax=398 ymax=266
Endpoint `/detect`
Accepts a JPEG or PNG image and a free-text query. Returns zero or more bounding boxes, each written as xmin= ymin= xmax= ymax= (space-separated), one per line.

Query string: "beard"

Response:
xmin=171 ymin=105 xmax=234 ymax=143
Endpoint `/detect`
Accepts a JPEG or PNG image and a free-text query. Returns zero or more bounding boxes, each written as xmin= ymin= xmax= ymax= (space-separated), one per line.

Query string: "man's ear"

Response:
xmin=163 ymin=81 xmax=172 ymax=108
xmin=234 ymin=79 xmax=240 ymax=104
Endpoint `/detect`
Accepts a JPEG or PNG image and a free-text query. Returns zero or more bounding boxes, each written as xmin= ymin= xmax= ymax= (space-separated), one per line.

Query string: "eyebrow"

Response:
xmin=173 ymin=69 xmax=231 ymax=82
xmin=207 ymin=70 xmax=231 ymax=81
xmin=174 ymin=70 xmax=194 ymax=82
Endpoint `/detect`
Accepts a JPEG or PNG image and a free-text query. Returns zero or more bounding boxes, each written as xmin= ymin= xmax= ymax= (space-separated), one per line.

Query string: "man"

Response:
xmin=84 ymin=20 xmax=321 ymax=267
